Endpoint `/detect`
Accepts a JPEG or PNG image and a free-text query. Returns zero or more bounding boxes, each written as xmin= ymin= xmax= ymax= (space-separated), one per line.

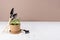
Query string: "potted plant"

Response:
xmin=9 ymin=19 xmax=21 ymax=33
xmin=9 ymin=8 xmax=21 ymax=34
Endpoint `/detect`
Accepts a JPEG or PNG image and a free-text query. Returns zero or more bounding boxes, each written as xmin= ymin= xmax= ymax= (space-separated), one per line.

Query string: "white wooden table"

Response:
xmin=0 ymin=22 xmax=60 ymax=40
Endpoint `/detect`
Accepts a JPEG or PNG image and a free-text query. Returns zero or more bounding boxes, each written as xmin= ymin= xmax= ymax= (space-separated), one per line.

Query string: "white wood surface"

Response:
xmin=0 ymin=22 xmax=60 ymax=40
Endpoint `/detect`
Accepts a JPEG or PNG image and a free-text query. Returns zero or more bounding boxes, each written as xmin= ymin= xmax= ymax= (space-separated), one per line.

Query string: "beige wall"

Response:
xmin=0 ymin=0 xmax=60 ymax=21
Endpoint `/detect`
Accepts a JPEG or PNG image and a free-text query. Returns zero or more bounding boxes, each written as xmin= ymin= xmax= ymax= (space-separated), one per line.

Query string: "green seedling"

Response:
xmin=10 ymin=19 xmax=20 ymax=25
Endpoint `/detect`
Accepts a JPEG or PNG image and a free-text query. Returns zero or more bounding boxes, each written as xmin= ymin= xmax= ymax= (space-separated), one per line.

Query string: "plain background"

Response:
xmin=0 ymin=0 xmax=60 ymax=21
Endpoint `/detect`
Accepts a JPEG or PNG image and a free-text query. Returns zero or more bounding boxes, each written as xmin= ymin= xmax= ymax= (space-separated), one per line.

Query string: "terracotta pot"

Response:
xmin=10 ymin=25 xmax=21 ymax=33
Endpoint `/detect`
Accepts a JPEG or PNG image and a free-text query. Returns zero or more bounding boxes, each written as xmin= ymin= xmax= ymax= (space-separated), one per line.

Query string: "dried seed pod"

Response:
xmin=13 ymin=13 xmax=17 ymax=18
xmin=11 ymin=13 xmax=17 ymax=20
xmin=23 ymin=30 xmax=29 ymax=34
xmin=10 ymin=8 xmax=14 ymax=18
